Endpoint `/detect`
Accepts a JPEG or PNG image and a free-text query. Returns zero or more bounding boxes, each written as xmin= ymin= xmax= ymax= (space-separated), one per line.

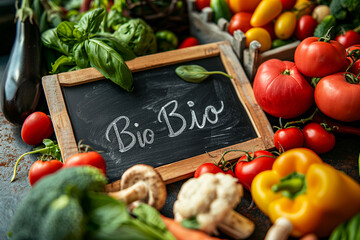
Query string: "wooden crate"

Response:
xmin=187 ymin=0 xmax=300 ymax=80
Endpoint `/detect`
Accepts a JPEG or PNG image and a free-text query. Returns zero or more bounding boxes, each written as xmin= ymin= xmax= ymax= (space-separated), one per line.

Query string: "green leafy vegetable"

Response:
xmin=85 ymin=39 xmax=134 ymax=92
xmin=181 ymin=217 xmax=200 ymax=230
xmin=41 ymin=28 xmax=70 ymax=55
xmin=175 ymin=65 xmax=233 ymax=83
xmin=329 ymin=212 xmax=360 ymax=240
xmin=50 ymin=55 xmax=76 ymax=74
xmin=75 ymin=8 xmax=105 ymax=34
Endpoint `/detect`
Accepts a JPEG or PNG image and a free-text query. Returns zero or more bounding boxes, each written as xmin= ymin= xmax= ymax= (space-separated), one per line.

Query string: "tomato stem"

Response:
xmin=283 ymin=108 xmax=318 ymax=128
xmin=318 ymin=27 xmax=333 ymax=43
xmin=344 ymin=73 xmax=360 ymax=84
xmin=282 ymin=69 xmax=291 ymax=75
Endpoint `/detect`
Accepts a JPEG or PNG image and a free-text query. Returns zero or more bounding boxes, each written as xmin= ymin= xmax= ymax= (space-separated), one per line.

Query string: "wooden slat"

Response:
xmin=42 ymin=75 xmax=79 ymax=161
xmin=57 ymin=42 xmax=221 ymax=86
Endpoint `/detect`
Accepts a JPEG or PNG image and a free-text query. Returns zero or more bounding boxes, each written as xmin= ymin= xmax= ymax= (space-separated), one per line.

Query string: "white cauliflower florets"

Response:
xmin=173 ymin=173 xmax=243 ymax=235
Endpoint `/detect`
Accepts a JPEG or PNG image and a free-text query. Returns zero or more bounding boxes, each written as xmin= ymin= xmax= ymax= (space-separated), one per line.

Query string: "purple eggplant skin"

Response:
xmin=1 ymin=16 xmax=43 ymax=125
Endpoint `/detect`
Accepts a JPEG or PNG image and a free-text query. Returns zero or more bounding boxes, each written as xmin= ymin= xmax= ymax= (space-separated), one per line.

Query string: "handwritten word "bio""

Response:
xmin=105 ymin=99 xmax=224 ymax=153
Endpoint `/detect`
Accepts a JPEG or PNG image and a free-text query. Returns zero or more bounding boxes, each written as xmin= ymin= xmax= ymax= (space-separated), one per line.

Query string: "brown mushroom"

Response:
xmin=108 ymin=164 xmax=167 ymax=210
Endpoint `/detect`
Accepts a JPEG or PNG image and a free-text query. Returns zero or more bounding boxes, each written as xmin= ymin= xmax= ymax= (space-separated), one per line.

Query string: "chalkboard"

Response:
xmin=42 ymin=42 xmax=274 ymax=187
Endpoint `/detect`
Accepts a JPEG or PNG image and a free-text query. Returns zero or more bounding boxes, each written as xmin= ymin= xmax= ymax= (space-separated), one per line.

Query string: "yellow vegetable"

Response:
xmin=251 ymin=148 xmax=360 ymax=237
xmin=245 ymin=27 xmax=272 ymax=52
xmin=275 ymin=11 xmax=297 ymax=39
xmin=250 ymin=0 xmax=283 ymax=27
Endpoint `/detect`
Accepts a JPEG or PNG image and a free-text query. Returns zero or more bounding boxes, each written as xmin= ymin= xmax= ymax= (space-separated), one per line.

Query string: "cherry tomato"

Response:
xmin=253 ymin=59 xmax=314 ymax=118
xmin=194 ymin=163 xmax=235 ymax=178
xmin=235 ymin=150 xmax=276 ymax=190
xmin=21 ymin=112 xmax=54 ymax=146
xmin=314 ymin=72 xmax=360 ymax=122
xmin=346 ymin=45 xmax=360 ymax=75
xmin=302 ymin=122 xmax=335 ymax=154
xmin=294 ymin=36 xmax=347 ymax=77
xmin=228 ymin=0 xmax=261 ymax=13
xmin=280 ymin=0 xmax=296 ymax=10
xmin=178 ymin=37 xmax=199 ymax=48
xmin=273 ymin=127 xmax=304 ymax=151
xmin=245 ymin=27 xmax=272 ymax=52
xmin=196 ymin=0 xmax=210 ymax=10
xmin=228 ymin=12 xmax=252 ymax=36
xmin=335 ymin=30 xmax=360 ymax=49
xmin=274 ymin=11 xmax=297 ymax=40
xmin=29 ymin=160 xmax=63 ymax=186
xmin=64 ymin=151 xmax=107 ymax=176
xmin=250 ymin=0 xmax=283 ymax=27
xmin=295 ymin=15 xmax=318 ymax=40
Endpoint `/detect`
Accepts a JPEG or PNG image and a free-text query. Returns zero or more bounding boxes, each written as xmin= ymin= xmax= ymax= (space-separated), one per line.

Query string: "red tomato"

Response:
xmin=29 ymin=160 xmax=63 ymax=186
xmin=194 ymin=163 xmax=235 ymax=178
xmin=253 ymin=59 xmax=314 ymax=118
xmin=335 ymin=30 xmax=360 ymax=49
xmin=21 ymin=112 xmax=54 ymax=146
xmin=346 ymin=45 xmax=360 ymax=75
xmin=280 ymin=0 xmax=296 ymax=10
xmin=302 ymin=122 xmax=335 ymax=154
xmin=235 ymin=150 xmax=275 ymax=190
xmin=294 ymin=15 xmax=318 ymax=40
xmin=228 ymin=12 xmax=252 ymax=35
xmin=178 ymin=37 xmax=199 ymax=48
xmin=314 ymin=72 xmax=360 ymax=122
xmin=64 ymin=151 xmax=106 ymax=175
xmin=273 ymin=127 xmax=304 ymax=151
xmin=294 ymin=36 xmax=347 ymax=77
xmin=262 ymin=21 xmax=276 ymax=40
xmin=196 ymin=0 xmax=210 ymax=10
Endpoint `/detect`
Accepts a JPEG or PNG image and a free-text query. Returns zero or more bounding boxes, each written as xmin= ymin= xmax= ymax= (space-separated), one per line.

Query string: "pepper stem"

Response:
xmin=272 ymin=172 xmax=306 ymax=199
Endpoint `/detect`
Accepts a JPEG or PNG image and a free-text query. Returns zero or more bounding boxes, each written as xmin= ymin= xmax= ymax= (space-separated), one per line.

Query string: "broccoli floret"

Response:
xmin=8 ymin=166 xmax=107 ymax=240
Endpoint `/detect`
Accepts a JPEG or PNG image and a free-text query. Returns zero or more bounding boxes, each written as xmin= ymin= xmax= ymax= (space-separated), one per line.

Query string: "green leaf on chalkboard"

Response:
xmin=175 ymin=65 xmax=233 ymax=83
xmin=85 ymin=39 xmax=134 ymax=92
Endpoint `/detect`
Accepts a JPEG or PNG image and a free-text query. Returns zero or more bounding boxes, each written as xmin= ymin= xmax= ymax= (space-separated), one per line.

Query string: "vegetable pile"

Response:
xmin=194 ymin=0 xmax=360 ymax=52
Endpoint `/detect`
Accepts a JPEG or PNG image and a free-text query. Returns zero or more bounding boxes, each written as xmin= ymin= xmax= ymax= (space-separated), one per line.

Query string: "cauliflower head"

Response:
xmin=173 ymin=173 xmax=243 ymax=234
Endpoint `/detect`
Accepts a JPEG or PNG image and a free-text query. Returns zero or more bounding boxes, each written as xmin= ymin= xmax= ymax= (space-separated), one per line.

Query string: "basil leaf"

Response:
xmin=175 ymin=65 xmax=210 ymax=83
xmin=76 ymin=8 xmax=105 ymax=34
xmin=73 ymin=42 xmax=90 ymax=69
xmin=85 ymin=39 xmax=133 ymax=92
xmin=175 ymin=65 xmax=233 ymax=83
xmin=51 ymin=55 xmax=76 ymax=74
xmin=56 ymin=21 xmax=82 ymax=46
xmin=41 ymin=28 xmax=71 ymax=55
xmin=92 ymin=33 xmax=136 ymax=61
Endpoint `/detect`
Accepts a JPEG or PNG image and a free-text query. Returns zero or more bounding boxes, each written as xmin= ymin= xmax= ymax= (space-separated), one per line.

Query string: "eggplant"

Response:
xmin=1 ymin=2 xmax=43 ymax=125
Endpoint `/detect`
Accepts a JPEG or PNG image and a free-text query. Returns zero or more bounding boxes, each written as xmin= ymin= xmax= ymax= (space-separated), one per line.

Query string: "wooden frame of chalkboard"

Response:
xmin=42 ymin=41 xmax=274 ymax=189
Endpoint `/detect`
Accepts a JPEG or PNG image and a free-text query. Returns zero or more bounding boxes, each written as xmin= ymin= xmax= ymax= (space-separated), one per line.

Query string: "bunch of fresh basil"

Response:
xmin=41 ymin=8 xmax=136 ymax=92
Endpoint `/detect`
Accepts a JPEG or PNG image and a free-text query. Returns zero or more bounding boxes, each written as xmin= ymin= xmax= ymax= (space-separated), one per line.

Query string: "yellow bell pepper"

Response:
xmin=251 ymin=148 xmax=360 ymax=237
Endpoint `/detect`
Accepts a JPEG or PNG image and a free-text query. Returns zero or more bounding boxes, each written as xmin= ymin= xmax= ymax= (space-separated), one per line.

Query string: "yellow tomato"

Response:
xmin=228 ymin=0 xmax=262 ymax=13
xmin=250 ymin=0 xmax=283 ymax=27
xmin=275 ymin=12 xmax=297 ymax=39
xmin=245 ymin=27 xmax=272 ymax=52
xmin=293 ymin=0 xmax=315 ymax=18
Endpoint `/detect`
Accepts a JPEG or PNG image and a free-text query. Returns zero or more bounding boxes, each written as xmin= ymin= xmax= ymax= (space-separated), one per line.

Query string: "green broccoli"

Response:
xmin=8 ymin=166 xmax=107 ymax=240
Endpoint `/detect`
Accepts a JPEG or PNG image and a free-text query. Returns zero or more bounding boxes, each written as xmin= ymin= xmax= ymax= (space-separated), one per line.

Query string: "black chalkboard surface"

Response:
xmin=42 ymin=42 xmax=274 ymax=185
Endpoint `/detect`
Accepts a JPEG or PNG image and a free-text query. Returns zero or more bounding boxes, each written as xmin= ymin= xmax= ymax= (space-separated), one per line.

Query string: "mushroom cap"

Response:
xmin=121 ymin=164 xmax=167 ymax=210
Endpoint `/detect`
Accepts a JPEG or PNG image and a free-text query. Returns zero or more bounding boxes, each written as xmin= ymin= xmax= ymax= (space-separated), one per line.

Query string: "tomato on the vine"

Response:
xmin=315 ymin=72 xmax=360 ymax=122
xmin=294 ymin=36 xmax=346 ymax=77
xmin=235 ymin=150 xmax=276 ymax=190
xmin=253 ymin=59 xmax=314 ymax=118
xmin=194 ymin=162 xmax=235 ymax=178
xmin=302 ymin=122 xmax=335 ymax=154
xmin=294 ymin=15 xmax=318 ymax=40
xmin=64 ymin=151 xmax=107 ymax=176
xmin=335 ymin=30 xmax=360 ymax=49
xmin=195 ymin=0 xmax=210 ymax=10
xmin=228 ymin=12 xmax=252 ymax=36
xmin=29 ymin=160 xmax=63 ymax=186
xmin=21 ymin=112 xmax=54 ymax=146
xmin=346 ymin=45 xmax=360 ymax=75
xmin=273 ymin=127 xmax=304 ymax=151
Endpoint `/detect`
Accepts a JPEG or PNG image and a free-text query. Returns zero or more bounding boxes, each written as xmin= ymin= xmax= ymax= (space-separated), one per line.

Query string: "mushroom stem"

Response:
xmin=108 ymin=181 xmax=148 ymax=204
xmin=265 ymin=217 xmax=293 ymax=240
xmin=218 ymin=209 xmax=255 ymax=239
